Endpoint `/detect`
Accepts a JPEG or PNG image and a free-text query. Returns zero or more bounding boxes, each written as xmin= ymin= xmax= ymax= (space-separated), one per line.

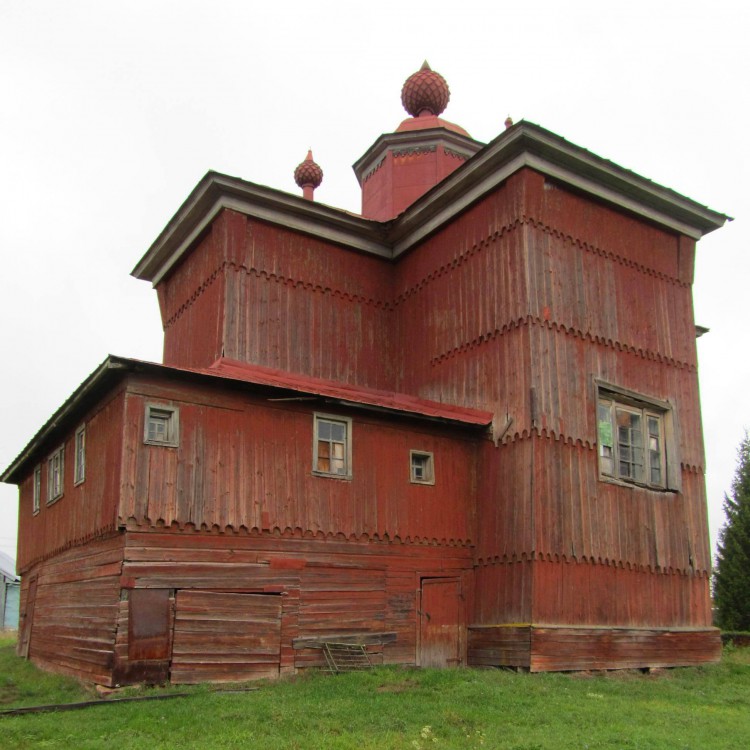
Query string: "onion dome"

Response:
xmin=294 ymin=150 xmax=323 ymax=190
xmin=401 ymin=61 xmax=450 ymax=118
xmin=294 ymin=150 xmax=323 ymax=200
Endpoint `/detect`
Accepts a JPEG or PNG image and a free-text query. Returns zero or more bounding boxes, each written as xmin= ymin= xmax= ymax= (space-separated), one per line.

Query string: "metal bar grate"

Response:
xmin=322 ymin=642 xmax=372 ymax=673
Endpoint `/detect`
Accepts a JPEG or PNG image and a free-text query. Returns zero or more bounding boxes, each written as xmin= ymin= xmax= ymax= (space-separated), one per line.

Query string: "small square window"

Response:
xmin=313 ymin=414 xmax=352 ymax=479
xmin=144 ymin=404 xmax=179 ymax=447
xmin=33 ymin=465 xmax=41 ymax=515
xmin=74 ymin=424 xmax=86 ymax=485
xmin=410 ymin=451 xmax=435 ymax=485
xmin=47 ymin=446 xmax=64 ymax=504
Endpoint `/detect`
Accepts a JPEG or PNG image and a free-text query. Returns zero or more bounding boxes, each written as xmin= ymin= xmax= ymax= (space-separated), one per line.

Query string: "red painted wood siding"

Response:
xmin=118 ymin=529 xmax=473 ymax=677
xmin=17 ymin=389 xmax=126 ymax=573
xmin=388 ymin=168 xmax=711 ymax=631
xmin=18 ymin=536 xmax=124 ymax=685
xmin=159 ymin=210 xmax=396 ymax=388
xmin=119 ymin=377 xmax=478 ymax=545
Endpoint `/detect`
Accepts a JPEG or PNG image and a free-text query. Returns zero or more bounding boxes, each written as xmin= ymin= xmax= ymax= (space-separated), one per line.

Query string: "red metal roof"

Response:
xmin=200 ymin=357 xmax=493 ymax=426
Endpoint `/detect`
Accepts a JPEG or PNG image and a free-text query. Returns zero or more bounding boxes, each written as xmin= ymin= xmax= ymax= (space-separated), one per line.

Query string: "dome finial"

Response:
xmin=401 ymin=62 xmax=450 ymax=118
xmin=294 ymin=150 xmax=323 ymax=201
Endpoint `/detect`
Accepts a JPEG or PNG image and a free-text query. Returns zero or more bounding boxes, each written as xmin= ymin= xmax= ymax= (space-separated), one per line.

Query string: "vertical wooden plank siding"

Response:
xmin=119 ymin=380 xmax=478 ymax=546
xmin=16 ymin=389 xmax=126 ymax=573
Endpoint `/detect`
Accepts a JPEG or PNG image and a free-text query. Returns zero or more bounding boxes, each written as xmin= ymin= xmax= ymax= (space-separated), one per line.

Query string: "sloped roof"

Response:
xmin=132 ymin=121 xmax=730 ymax=286
xmin=205 ymin=358 xmax=492 ymax=425
xmin=1 ymin=356 xmax=493 ymax=485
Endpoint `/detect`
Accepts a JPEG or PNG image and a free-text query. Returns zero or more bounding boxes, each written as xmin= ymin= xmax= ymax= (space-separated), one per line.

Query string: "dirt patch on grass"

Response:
xmin=376 ymin=679 xmax=419 ymax=693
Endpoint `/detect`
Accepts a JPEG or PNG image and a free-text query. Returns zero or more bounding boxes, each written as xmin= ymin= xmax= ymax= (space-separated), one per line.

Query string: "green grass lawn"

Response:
xmin=1 ymin=633 xmax=749 ymax=749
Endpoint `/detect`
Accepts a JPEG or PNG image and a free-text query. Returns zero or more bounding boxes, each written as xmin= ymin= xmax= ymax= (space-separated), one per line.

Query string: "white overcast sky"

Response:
xmin=1 ymin=1 xmax=748 ymax=562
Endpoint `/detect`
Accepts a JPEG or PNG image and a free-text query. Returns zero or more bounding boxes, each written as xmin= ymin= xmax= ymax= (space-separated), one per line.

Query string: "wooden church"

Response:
xmin=2 ymin=63 xmax=729 ymax=685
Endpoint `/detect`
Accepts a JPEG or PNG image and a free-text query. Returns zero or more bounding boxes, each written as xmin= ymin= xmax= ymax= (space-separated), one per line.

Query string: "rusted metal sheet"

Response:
xmin=128 ymin=588 xmax=171 ymax=661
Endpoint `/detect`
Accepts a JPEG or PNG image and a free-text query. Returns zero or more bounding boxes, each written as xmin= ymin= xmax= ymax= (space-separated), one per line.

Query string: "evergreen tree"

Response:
xmin=714 ymin=432 xmax=750 ymax=631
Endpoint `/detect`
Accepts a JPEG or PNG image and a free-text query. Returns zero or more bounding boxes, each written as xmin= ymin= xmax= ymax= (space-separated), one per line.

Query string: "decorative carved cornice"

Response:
xmin=392 ymin=144 xmax=437 ymax=158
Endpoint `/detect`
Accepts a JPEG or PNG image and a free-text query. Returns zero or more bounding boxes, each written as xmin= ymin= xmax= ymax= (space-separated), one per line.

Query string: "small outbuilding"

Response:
xmin=0 ymin=551 xmax=20 ymax=630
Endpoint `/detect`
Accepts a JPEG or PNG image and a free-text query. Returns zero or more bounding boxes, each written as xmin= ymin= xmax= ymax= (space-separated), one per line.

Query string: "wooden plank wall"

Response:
xmin=158 ymin=219 xmax=226 ymax=369
xmin=390 ymin=168 xmax=712 ymax=636
xmin=117 ymin=529 xmax=472 ymax=681
xmin=529 ymin=626 xmax=722 ymax=671
xmin=119 ymin=380 xmax=478 ymax=546
xmin=20 ymin=535 xmax=124 ymax=685
xmin=468 ymin=626 xmax=531 ymax=668
xmin=16 ymin=390 xmax=126 ymax=573
xmin=159 ymin=209 xmax=396 ymax=389
xmin=171 ymin=591 xmax=283 ymax=683
xmin=467 ymin=625 xmax=721 ymax=672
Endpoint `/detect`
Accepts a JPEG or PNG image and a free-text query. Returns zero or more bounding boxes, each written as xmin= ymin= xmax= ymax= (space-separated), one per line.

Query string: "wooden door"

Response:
xmin=18 ymin=576 xmax=37 ymax=658
xmin=419 ymin=577 xmax=463 ymax=668
xmin=171 ymin=591 xmax=282 ymax=683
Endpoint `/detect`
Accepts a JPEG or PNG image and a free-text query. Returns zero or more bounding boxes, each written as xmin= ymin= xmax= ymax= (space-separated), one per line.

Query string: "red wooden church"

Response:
xmin=2 ymin=63 xmax=729 ymax=685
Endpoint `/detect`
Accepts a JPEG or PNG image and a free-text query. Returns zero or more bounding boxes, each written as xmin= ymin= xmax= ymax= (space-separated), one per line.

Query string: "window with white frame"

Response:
xmin=47 ymin=446 xmax=64 ymax=504
xmin=597 ymin=388 xmax=668 ymax=489
xmin=410 ymin=450 xmax=435 ymax=485
xmin=74 ymin=424 xmax=86 ymax=485
xmin=33 ymin=465 xmax=41 ymax=514
xmin=313 ymin=414 xmax=352 ymax=478
xmin=144 ymin=404 xmax=179 ymax=447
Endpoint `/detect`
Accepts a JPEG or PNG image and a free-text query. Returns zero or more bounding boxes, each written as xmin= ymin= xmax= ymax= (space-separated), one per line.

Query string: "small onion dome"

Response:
xmin=294 ymin=149 xmax=323 ymax=191
xmin=505 ymin=116 xmax=514 ymax=129
xmin=401 ymin=61 xmax=450 ymax=118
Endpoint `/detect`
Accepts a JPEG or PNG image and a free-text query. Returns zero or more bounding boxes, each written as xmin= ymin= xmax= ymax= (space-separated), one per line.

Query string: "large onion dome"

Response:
xmin=401 ymin=61 xmax=450 ymax=118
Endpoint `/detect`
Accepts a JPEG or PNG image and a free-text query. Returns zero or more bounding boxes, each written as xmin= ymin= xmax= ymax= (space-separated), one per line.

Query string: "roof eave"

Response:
xmin=1 ymin=356 xmax=492 ymax=485
xmin=389 ymin=122 xmax=729 ymax=253
xmin=0 ymin=356 xmax=129 ymax=485
xmin=131 ymin=123 xmax=730 ymax=285
xmin=131 ymin=172 xmax=390 ymax=286
xmin=352 ymin=128 xmax=484 ymax=185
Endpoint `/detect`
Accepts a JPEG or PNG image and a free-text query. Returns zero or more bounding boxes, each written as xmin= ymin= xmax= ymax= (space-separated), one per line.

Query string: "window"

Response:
xmin=33 ymin=465 xmax=41 ymax=514
xmin=144 ymin=404 xmax=179 ymax=447
xmin=313 ymin=414 xmax=352 ymax=478
xmin=47 ymin=446 xmax=64 ymax=504
xmin=597 ymin=388 xmax=668 ymax=489
xmin=410 ymin=450 xmax=435 ymax=485
xmin=74 ymin=424 xmax=86 ymax=485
